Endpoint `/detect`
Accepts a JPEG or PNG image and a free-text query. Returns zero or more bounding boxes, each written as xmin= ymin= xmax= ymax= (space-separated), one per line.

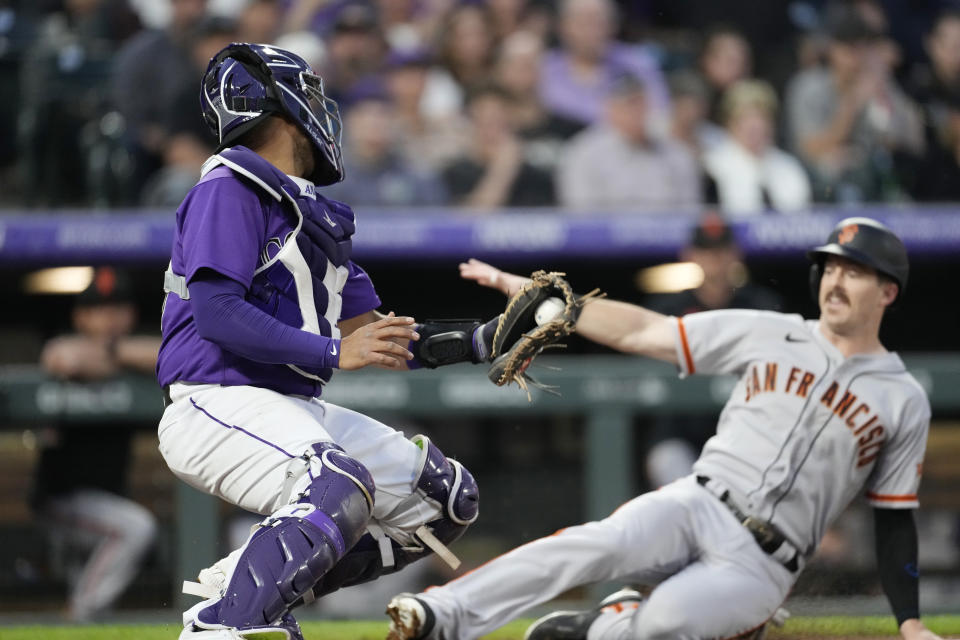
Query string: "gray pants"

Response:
xmin=418 ymin=476 xmax=794 ymax=640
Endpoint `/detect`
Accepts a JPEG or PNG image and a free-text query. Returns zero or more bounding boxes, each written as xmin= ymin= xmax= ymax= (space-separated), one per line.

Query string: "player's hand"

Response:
xmin=900 ymin=619 xmax=943 ymax=640
xmin=459 ymin=258 xmax=530 ymax=298
xmin=40 ymin=336 xmax=118 ymax=380
xmin=338 ymin=313 xmax=419 ymax=371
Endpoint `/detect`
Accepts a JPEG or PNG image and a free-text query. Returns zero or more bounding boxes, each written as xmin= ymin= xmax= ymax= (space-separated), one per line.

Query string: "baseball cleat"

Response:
xmin=386 ymin=593 xmax=436 ymax=640
xmin=523 ymin=588 xmax=644 ymax=640
xmin=180 ymin=600 xmax=303 ymax=640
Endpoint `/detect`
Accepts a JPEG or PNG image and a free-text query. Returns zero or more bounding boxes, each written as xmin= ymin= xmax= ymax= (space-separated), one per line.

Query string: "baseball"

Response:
xmin=534 ymin=297 xmax=565 ymax=326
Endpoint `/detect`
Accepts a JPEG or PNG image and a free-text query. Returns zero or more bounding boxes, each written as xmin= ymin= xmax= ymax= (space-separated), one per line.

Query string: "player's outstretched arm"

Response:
xmin=459 ymin=259 xmax=678 ymax=365
xmin=576 ymin=298 xmax=678 ymax=364
xmin=459 ymin=258 xmax=530 ymax=298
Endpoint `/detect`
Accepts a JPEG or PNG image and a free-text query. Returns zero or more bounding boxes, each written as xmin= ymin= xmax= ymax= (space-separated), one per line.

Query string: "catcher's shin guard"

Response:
xmin=306 ymin=435 xmax=479 ymax=599
xmin=187 ymin=443 xmax=374 ymax=632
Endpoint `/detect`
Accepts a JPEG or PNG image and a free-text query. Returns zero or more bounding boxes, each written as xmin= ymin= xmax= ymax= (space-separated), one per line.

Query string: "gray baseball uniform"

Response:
xmin=412 ymin=309 xmax=930 ymax=639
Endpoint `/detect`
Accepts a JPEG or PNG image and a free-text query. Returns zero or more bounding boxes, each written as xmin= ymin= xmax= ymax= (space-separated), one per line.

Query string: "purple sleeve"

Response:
xmin=180 ymin=176 xmax=267 ymax=288
xmin=190 ymin=272 xmax=341 ymax=369
xmin=340 ymin=261 xmax=381 ymax=320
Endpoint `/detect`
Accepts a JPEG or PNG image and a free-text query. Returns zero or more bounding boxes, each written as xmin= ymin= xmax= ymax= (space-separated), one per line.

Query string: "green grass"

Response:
xmin=0 ymin=616 xmax=958 ymax=639
xmin=769 ymin=615 xmax=960 ymax=636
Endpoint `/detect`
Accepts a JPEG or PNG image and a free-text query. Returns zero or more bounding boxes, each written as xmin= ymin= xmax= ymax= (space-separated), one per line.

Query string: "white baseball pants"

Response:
xmin=157 ymin=383 xmax=443 ymax=544
xmin=418 ymin=475 xmax=795 ymax=640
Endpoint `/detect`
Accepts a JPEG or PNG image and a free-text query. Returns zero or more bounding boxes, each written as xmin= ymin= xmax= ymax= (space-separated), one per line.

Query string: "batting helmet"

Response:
xmin=200 ymin=42 xmax=344 ymax=185
xmin=807 ymin=217 xmax=909 ymax=301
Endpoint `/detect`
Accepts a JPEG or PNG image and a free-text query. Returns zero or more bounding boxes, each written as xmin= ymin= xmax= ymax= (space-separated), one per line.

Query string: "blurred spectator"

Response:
xmin=18 ymin=0 xmax=140 ymax=206
xmin=111 ymin=0 xmax=207 ymax=200
xmin=236 ymin=0 xmax=281 ymax=43
xmin=539 ymin=0 xmax=670 ymax=131
xmin=699 ymin=25 xmax=753 ymax=124
xmin=703 ymin=79 xmax=811 ymax=216
xmin=908 ymin=10 xmax=960 ymax=158
xmin=274 ymin=29 xmax=327 ymax=69
xmin=668 ymin=70 xmax=726 ymax=158
xmin=907 ymin=9 xmax=960 ymax=201
xmin=643 ymin=0 xmax=798 ymax=93
xmin=373 ymin=0 xmax=449 ymax=51
xmin=319 ymin=3 xmax=387 ymax=106
xmin=442 ymin=84 xmax=556 ymax=208
xmin=385 ymin=47 xmax=470 ymax=170
xmin=785 ymin=4 xmax=924 ymax=203
xmin=486 ymin=0 xmax=525 ymax=41
xmin=486 ymin=0 xmax=552 ymax=42
xmin=141 ymin=15 xmax=236 ymax=206
xmin=322 ymin=92 xmax=448 ymax=206
xmin=419 ymin=4 xmax=497 ymax=120
xmin=642 ymin=214 xmax=783 ymax=487
xmin=282 ymin=0 xmax=354 ymax=35
xmin=557 ymin=75 xmax=700 ymax=211
xmin=375 ymin=0 xmax=419 ymax=49
xmin=494 ymin=30 xmax=584 ymax=173
xmin=910 ymin=90 xmax=960 ymax=201
xmin=0 ymin=2 xmax=37 ymax=193
xmin=849 ymin=0 xmax=902 ymax=72
xmin=30 ymin=267 xmax=159 ymax=621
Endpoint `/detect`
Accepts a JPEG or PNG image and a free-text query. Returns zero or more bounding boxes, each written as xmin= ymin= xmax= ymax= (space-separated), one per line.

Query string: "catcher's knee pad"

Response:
xmin=190 ymin=442 xmax=374 ymax=631
xmin=412 ymin=433 xmax=479 ymax=532
xmin=306 ymin=435 xmax=478 ymax=599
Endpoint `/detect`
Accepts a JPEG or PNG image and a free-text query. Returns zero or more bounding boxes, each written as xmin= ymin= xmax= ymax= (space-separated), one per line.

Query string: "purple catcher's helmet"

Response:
xmin=201 ymin=42 xmax=344 ymax=185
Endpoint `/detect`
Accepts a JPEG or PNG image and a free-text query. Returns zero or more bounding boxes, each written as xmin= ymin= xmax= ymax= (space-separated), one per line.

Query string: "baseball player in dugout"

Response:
xmin=32 ymin=267 xmax=159 ymax=622
xmin=385 ymin=218 xmax=941 ymax=640
xmin=156 ymin=43 xmax=510 ymax=639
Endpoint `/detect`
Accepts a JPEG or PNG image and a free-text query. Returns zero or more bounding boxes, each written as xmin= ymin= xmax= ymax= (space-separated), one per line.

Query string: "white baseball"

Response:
xmin=534 ymin=297 xmax=565 ymax=326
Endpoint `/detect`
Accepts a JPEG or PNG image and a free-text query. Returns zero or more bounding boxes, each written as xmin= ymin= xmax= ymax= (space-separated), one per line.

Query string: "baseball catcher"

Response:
xmin=155 ymin=42 xmax=553 ymax=640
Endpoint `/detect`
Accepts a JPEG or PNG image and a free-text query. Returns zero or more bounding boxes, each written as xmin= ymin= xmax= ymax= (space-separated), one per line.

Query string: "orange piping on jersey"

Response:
xmin=677 ymin=317 xmax=695 ymax=374
xmin=866 ymin=491 xmax=917 ymax=502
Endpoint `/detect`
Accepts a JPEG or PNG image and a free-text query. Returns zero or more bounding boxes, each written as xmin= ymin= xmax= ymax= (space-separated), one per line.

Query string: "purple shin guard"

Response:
xmin=305 ymin=435 xmax=479 ymax=600
xmin=416 ymin=435 xmax=479 ymax=527
xmin=194 ymin=443 xmax=374 ymax=632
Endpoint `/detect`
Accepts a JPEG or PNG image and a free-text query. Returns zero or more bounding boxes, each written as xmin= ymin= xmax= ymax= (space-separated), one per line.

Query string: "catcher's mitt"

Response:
xmin=488 ymin=271 xmax=601 ymax=397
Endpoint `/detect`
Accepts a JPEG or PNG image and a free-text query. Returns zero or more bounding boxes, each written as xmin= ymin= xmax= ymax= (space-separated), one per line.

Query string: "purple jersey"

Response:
xmin=157 ymin=147 xmax=381 ymax=397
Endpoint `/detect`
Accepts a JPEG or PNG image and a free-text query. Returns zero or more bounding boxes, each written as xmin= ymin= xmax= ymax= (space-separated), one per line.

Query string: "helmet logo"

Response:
xmin=837 ymin=224 xmax=859 ymax=245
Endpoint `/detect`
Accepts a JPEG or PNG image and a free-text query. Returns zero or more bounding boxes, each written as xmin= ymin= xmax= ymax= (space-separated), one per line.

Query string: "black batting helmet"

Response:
xmin=807 ymin=217 xmax=909 ymax=302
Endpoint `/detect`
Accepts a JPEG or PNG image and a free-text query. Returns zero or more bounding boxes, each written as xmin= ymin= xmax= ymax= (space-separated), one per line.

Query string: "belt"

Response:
xmin=162 ymin=385 xmax=172 ymax=408
xmin=696 ymin=475 xmax=800 ymax=573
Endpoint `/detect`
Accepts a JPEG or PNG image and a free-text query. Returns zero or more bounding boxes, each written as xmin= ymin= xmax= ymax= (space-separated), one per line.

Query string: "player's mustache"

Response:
xmin=825 ymin=288 xmax=849 ymax=303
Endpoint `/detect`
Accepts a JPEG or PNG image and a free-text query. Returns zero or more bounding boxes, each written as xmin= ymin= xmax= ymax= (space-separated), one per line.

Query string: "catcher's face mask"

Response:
xmin=201 ymin=43 xmax=345 ymax=185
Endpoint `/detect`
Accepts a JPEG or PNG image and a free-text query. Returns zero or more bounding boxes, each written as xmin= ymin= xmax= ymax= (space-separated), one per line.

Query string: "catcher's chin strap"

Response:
xmin=410 ymin=318 xmax=499 ymax=368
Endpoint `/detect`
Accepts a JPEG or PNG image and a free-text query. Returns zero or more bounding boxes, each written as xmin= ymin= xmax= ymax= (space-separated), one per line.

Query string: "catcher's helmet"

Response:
xmin=200 ymin=42 xmax=344 ymax=185
xmin=807 ymin=217 xmax=908 ymax=302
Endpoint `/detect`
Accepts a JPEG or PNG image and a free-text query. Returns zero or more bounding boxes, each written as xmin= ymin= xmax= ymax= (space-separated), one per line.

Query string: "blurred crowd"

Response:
xmin=4 ymin=0 xmax=960 ymax=213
